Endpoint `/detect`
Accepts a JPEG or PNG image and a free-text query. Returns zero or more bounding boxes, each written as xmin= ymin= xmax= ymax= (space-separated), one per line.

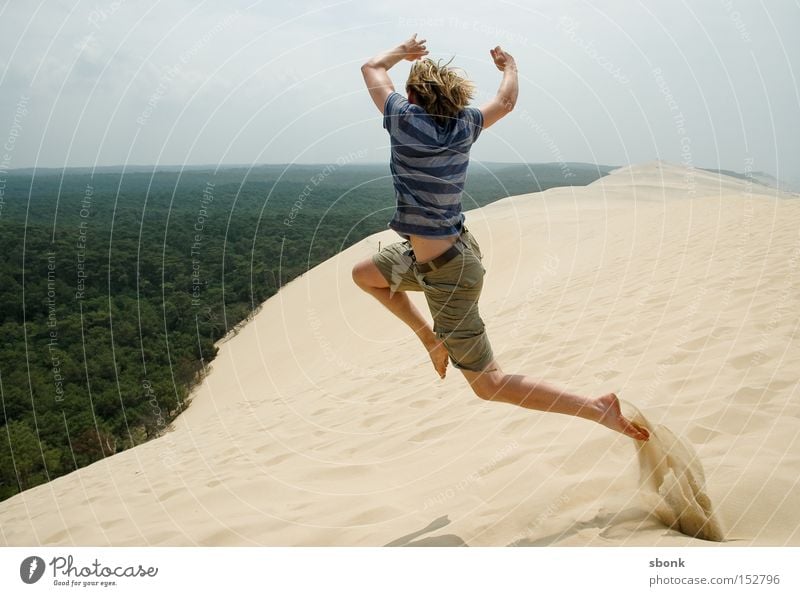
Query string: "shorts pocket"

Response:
xmin=462 ymin=231 xmax=484 ymax=260
xmin=421 ymin=252 xmax=484 ymax=290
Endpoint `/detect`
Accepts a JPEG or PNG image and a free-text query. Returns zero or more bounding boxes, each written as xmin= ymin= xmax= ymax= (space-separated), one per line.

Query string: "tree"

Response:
xmin=0 ymin=419 xmax=53 ymax=493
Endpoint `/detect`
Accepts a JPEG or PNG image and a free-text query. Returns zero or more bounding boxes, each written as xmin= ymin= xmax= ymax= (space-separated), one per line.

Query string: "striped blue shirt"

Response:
xmin=383 ymin=91 xmax=483 ymax=239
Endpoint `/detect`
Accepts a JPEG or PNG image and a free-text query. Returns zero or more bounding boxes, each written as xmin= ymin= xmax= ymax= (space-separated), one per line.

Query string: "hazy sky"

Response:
xmin=0 ymin=0 xmax=797 ymax=180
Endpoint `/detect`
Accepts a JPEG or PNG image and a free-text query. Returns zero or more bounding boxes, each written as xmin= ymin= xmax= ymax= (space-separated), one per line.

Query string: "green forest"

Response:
xmin=0 ymin=161 xmax=613 ymax=500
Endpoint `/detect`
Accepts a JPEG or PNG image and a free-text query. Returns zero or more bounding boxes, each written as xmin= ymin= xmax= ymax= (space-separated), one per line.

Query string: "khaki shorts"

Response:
xmin=372 ymin=227 xmax=494 ymax=372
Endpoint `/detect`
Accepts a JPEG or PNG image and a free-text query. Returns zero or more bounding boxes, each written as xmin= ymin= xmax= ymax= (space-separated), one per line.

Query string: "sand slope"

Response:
xmin=2 ymin=160 xmax=799 ymax=546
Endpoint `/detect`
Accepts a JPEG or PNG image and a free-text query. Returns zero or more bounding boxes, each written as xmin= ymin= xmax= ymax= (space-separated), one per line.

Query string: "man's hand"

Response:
xmin=402 ymin=33 xmax=429 ymax=61
xmin=480 ymin=45 xmax=518 ymax=128
xmin=490 ymin=45 xmax=516 ymax=71
xmin=362 ymin=34 xmax=428 ymax=113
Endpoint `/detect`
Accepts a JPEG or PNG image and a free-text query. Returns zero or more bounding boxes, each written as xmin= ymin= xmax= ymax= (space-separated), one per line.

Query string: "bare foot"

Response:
xmin=422 ymin=335 xmax=449 ymax=379
xmin=594 ymin=393 xmax=650 ymax=441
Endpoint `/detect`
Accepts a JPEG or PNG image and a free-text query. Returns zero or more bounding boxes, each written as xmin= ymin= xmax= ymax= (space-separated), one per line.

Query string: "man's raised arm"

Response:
xmin=361 ymin=34 xmax=429 ymax=114
xmin=479 ymin=46 xmax=518 ymax=129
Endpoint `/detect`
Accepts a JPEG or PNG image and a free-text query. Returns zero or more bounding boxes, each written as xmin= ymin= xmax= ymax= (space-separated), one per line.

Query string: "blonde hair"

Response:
xmin=406 ymin=57 xmax=476 ymax=126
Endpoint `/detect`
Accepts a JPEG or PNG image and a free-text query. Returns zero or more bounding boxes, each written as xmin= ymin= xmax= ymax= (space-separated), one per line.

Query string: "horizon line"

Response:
xmin=3 ymin=159 xmax=597 ymax=171
xmin=0 ymin=160 xmax=783 ymax=182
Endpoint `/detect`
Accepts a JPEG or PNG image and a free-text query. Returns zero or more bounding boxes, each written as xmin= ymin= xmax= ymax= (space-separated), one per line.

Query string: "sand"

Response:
xmin=1 ymin=160 xmax=798 ymax=546
xmin=626 ymin=403 xmax=724 ymax=542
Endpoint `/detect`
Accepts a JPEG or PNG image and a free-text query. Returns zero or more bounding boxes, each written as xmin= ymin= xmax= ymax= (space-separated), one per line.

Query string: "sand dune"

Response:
xmin=2 ymin=160 xmax=798 ymax=546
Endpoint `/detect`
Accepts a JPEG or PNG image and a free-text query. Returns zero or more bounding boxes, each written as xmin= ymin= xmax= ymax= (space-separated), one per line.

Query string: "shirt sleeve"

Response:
xmin=383 ymin=91 xmax=410 ymax=135
xmin=462 ymin=106 xmax=484 ymax=143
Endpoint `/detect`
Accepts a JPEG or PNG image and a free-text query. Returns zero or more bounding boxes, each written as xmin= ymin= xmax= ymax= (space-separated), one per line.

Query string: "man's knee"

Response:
xmin=472 ymin=378 xmax=496 ymax=401
xmin=352 ymin=258 xmax=387 ymax=290
xmin=351 ymin=262 xmax=365 ymax=287
xmin=351 ymin=260 xmax=371 ymax=288
xmin=465 ymin=368 xmax=502 ymax=401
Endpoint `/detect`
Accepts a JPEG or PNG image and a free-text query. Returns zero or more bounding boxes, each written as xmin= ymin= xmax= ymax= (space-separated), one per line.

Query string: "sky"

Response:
xmin=0 ymin=0 xmax=797 ymax=182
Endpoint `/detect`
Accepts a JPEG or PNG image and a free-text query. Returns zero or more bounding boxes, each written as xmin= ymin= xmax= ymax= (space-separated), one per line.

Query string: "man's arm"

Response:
xmin=361 ymin=34 xmax=428 ymax=114
xmin=480 ymin=46 xmax=518 ymax=129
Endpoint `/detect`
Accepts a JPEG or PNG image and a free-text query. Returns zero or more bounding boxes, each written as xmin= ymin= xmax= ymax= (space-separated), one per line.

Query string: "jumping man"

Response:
xmin=351 ymin=34 xmax=649 ymax=442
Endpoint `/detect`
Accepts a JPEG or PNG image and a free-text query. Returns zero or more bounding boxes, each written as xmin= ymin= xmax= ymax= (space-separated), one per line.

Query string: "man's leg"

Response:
xmin=460 ymin=360 xmax=650 ymax=441
xmin=352 ymin=257 xmax=449 ymax=378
